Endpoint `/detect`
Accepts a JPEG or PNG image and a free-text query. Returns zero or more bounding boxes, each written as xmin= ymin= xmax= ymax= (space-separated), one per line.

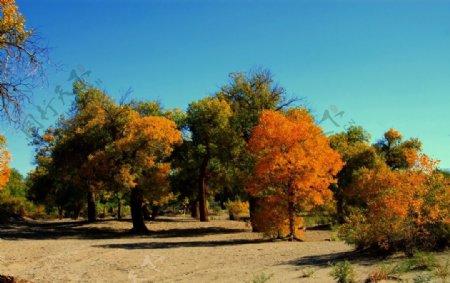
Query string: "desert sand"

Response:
xmin=0 ymin=216 xmax=434 ymax=283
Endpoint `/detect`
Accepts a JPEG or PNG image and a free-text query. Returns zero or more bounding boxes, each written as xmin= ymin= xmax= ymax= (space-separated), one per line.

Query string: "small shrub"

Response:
xmin=299 ymin=268 xmax=316 ymax=278
xmin=394 ymin=252 xmax=438 ymax=273
xmin=330 ymin=225 xmax=340 ymax=241
xmin=366 ymin=264 xmax=403 ymax=282
xmin=433 ymin=259 xmax=449 ymax=283
xmin=413 ymin=274 xmax=433 ymax=283
xmin=412 ymin=252 xmax=438 ymax=271
xmin=0 ymin=195 xmax=27 ymax=221
xmin=330 ymin=261 xmax=355 ymax=283
xmin=246 ymin=272 xmax=273 ymax=283
xmin=226 ymin=200 xmax=249 ymax=221
xmin=28 ymin=204 xmax=47 ymax=219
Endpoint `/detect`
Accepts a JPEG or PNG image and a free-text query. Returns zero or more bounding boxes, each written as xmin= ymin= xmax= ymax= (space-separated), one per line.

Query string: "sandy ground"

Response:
xmin=0 ymin=216 xmax=447 ymax=283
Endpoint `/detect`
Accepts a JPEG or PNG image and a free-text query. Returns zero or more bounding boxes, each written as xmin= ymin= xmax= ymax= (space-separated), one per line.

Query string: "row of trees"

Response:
xmin=25 ymin=71 xmax=299 ymax=234
xmin=0 ymin=69 xmax=448 ymax=252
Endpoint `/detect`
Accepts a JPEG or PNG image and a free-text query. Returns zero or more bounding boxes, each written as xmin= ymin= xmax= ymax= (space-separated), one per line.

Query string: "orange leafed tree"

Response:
xmin=341 ymin=152 xmax=449 ymax=252
xmin=0 ymin=134 xmax=11 ymax=189
xmin=247 ymin=109 xmax=344 ymax=241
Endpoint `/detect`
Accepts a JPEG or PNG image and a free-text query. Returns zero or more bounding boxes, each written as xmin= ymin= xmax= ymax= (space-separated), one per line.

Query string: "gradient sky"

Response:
xmin=2 ymin=0 xmax=450 ymax=175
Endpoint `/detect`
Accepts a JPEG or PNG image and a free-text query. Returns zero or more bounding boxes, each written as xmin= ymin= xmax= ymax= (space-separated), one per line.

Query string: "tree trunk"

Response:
xmin=87 ymin=191 xmax=96 ymax=222
xmin=151 ymin=205 xmax=159 ymax=220
xmin=58 ymin=206 xmax=63 ymax=220
xmin=74 ymin=205 xmax=82 ymax=220
xmin=198 ymin=156 xmax=209 ymax=222
xmin=287 ymin=187 xmax=302 ymax=241
xmin=249 ymin=196 xmax=260 ymax=232
xmin=288 ymin=198 xmax=295 ymax=241
xmin=142 ymin=203 xmax=151 ymax=221
xmin=117 ymin=195 xmax=122 ymax=220
xmin=336 ymin=189 xmax=345 ymax=224
xmin=130 ymin=187 xmax=149 ymax=233
xmin=191 ymin=199 xmax=200 ymax=219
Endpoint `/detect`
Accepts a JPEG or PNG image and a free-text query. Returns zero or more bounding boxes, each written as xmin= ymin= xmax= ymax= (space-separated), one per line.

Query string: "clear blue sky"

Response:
xmin=2 ymin=0 xmax=450 ymax=175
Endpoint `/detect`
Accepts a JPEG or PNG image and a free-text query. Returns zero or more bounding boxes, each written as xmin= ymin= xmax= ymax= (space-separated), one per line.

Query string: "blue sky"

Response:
xmin=2 ymin=0 xmax=450 ymax=175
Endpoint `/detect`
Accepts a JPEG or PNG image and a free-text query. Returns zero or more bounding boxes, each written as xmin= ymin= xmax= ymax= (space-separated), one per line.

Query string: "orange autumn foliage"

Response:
xmin=341 ymin=154 xmax=450 ymax=252
xmin=0 ymin=134 xmax=11 ymax=189
xmin=252 ymin=197 xmax=305 ymax=239
xmin=247 ymin=109 xmax=344 ymax=240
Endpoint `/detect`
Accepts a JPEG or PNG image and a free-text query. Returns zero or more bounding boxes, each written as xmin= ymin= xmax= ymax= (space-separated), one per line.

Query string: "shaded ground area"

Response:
xmin=2 ymin=216 xmax=446 ymax=283
xmin=0 ymin=218 xmax=249 ymax=240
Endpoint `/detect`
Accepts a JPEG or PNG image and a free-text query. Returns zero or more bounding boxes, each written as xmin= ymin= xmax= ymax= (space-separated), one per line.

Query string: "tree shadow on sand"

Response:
xmin=0 ymin=219 xmax=250 ymax=240
xmin=93 ymin=238 xmax=271 ymax=250
xmin=285 ymin=250 xmax=382 ymax=268
xmin=0 ymin=220 xmax=128 ymax=240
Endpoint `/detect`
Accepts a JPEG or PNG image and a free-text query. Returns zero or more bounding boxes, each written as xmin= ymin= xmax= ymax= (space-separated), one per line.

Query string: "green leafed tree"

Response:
xmin=374 ymin=128 xmax=422 ymax=170
xmin=329 ymin=126 xmax=378 ymax=222
xmin=186 ymin=96 xmax=235 ymax=222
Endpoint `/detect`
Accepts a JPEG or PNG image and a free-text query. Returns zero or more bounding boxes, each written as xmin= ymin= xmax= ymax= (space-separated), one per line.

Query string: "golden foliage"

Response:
xmin=116 ymin=115 xmax=182 ymax=170
xmin=0 ymin=134 xmax=11 ymax=189
xmin=0 ymin=0 xmax=27 ymax=47
xmin=226 ymin=200 xmax=249 ymax=220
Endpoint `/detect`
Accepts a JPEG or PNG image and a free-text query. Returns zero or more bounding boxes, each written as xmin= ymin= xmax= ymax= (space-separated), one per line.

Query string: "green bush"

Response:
xmin=246 ymin=272 xmax=273 ymax=283
xmin=330 ymin=261 xmax=355 ymax=283
xmin=0 ymin=195 xmax=27 ymax=221
xmin=434 ymin=259 xmax=449 ymax=283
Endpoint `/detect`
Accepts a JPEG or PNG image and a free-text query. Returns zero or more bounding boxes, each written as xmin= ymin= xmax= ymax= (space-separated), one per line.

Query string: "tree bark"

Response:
xmin=130 ymin=187 xmax=149 ymax=233
xmin=58 ymin=206 xmax=63 ymax=220
xmin=198 ymin=156 xmax=209 ymax=222
xmin=191 ymin=199 xmax=200 ymax=219
xmin=249 ymin=196 xmax=260 ymax=232
xmin=151 ymin=205 xmax=159 ymax=220
xmin=142 ymin=203 xmax=151 ymax=221
xmin=288 ymin=198 xmax=295 ymax=241
xmin=73 ymin=205 xmax=81 ymax=220
xmin=336 ymin=189 xmax=345 ymax=224
xmin=87 ymin=191 xmax=96 ymax=222
xmin=117 ymin=196 xmax=122 ymax=220
xmin=287 ymin=186 xmax=302 ymax=241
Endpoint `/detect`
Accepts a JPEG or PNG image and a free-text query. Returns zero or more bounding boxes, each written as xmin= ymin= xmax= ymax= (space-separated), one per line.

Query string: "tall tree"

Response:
xmin=186 ymin=97 xmax=234 ymax=222
xmin=114 ymin=115 xmax=182 ymax=232
xmin=216 ymin=70 xmax=297 ymax=230
xmin=28 ymin=82 xmax=118 ymax=221
xmin=0 ymin=0 xmax=46 ymax=121
xmin=247 ymin=109 xmax=343 ymax=241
